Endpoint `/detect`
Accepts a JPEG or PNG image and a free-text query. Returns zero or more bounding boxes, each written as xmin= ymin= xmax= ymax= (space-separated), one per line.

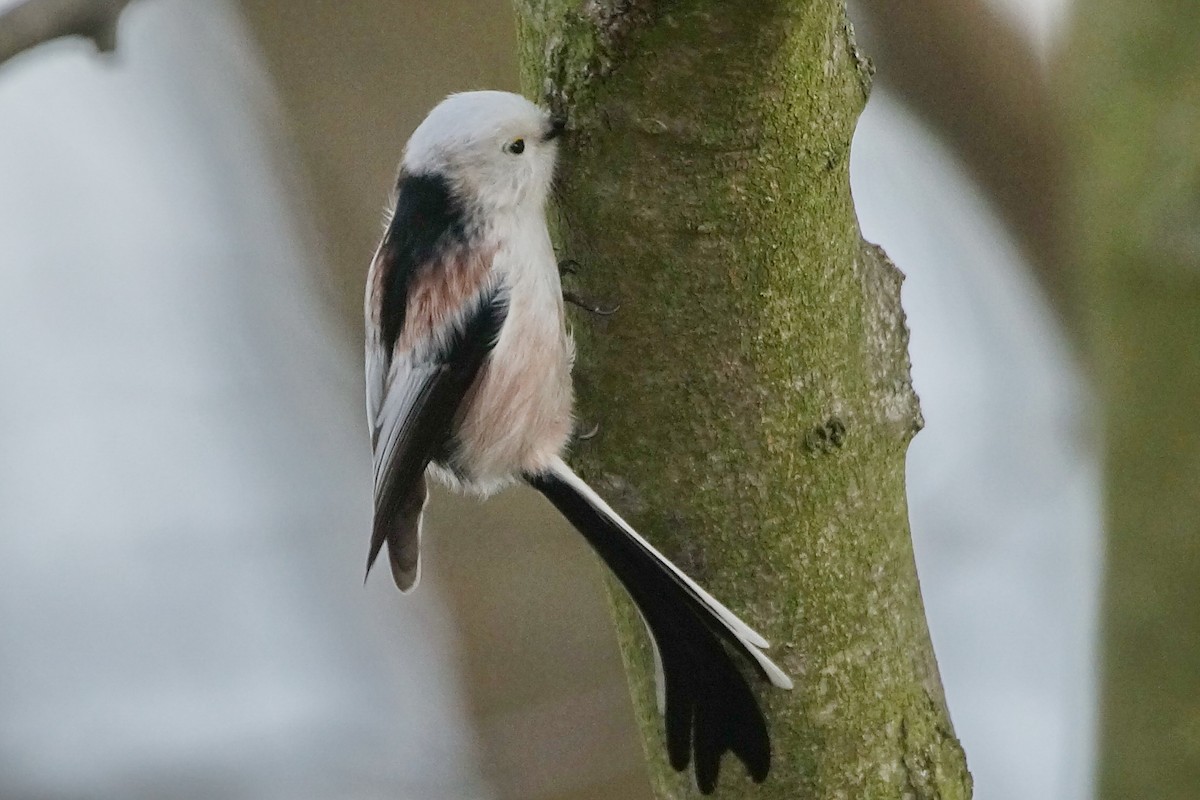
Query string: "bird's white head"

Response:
xmin=402 ymin=91 xmax=564 ymax=217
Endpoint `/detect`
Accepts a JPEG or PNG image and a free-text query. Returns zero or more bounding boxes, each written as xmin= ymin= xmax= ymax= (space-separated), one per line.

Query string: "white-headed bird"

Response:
xmin=364 ymin=90 xmax=792 ymax=793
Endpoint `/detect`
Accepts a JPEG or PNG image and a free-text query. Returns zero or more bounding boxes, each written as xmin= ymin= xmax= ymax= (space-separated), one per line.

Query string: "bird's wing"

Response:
xmin=366 ymin=280 xmax=507 ymax=591
xmin=364 ymin=171 xmax=506 ymax=592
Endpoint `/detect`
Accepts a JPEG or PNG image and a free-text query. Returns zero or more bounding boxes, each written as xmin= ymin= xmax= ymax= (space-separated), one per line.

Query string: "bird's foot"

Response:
xmin=564 ymin=291 xmax=620 ymax=316
xmin=559 ymin=258 xmax=619 ymax=316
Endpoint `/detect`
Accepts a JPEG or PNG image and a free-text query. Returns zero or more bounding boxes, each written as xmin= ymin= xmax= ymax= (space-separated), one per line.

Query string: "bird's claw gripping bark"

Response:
xmin=564 ymin=291 xmax=620 ymax=316
xmin=575 ymin=422 xmax=600 ymax=441
xmin=559 ymin=258 xmax=620 ymax=316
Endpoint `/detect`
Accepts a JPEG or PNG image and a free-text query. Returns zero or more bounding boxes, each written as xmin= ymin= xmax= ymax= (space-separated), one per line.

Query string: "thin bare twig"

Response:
xmin=0 ymin=0 xmax=135 ymax=67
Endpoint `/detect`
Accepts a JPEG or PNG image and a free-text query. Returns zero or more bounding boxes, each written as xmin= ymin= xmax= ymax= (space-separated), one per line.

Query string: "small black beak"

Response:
xmin=544 ymin=113 xmax=567 ymax=141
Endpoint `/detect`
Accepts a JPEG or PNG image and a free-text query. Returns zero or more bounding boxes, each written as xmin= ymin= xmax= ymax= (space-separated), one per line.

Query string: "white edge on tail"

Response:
xmin=548 ymin=457 xmax=794 ymax=691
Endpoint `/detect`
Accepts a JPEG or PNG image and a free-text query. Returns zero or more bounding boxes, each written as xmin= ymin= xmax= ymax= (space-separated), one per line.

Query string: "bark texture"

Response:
xmin=1069 ymin=3 xmax=1200 ymax=798
xmin=514 ymin=1 xmax=971 ymax=797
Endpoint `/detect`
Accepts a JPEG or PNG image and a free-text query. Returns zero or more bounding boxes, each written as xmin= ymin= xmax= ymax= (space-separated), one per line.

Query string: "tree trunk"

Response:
xmin=1069 ymin=3 xmax=1200 ymax=798
xmin=513 ymin=1 xmax=972 ymax=797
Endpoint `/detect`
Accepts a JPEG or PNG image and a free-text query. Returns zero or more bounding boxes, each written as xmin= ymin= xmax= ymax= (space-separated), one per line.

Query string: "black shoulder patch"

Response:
xmin=442 ymin=281 xmax=509 ymax=367
xmin=378 ymin=172 xmax=469 ymax=352
xmin=429 ymin=281 xmax=510 ymax=478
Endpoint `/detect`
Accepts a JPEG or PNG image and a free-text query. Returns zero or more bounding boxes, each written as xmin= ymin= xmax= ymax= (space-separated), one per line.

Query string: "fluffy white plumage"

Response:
xmin=403 ymin=91 xmax=560 ymax=215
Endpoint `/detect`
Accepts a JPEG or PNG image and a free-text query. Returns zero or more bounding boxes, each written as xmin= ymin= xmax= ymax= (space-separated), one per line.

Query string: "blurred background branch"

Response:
xmin=1068 ymin=1 xmax=1200 ymax=797
xmin=0 ymin=0 xmax=134 ymax=65
xmin=854 ymin=0 xmax=1071 ymax=322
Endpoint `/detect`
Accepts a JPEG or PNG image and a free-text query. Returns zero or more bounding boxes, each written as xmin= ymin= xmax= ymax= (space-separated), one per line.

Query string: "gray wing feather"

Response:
xmin=366 ymin=285 xmax=509 ymax=592
xmin=367 ymin=354 xmax=439 ymax=592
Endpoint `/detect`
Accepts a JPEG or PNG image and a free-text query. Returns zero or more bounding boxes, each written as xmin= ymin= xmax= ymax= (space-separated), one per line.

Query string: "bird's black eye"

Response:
xmin=506 ymin=138 xmax=526 ymax=155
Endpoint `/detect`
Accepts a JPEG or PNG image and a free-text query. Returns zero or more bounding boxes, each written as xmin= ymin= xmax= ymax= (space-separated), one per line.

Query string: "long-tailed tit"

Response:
xmin=364 ymin=90 xmax=792 ymax=792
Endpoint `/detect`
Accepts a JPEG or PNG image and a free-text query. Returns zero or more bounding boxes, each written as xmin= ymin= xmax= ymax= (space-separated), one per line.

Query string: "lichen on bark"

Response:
xmin=513 ymin=0 xmax=972 ymax=796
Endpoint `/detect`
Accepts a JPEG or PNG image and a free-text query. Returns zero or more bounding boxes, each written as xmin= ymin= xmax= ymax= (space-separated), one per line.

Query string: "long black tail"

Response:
xmin=526 ymin=457 xmax=791 ymax=794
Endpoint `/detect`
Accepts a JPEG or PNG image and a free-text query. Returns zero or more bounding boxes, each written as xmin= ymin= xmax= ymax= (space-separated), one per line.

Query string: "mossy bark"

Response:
xmin=513 ymin=1 xmax=970 ymax=797
xmin=1068 ymin=3 xmax=1200 ymax=798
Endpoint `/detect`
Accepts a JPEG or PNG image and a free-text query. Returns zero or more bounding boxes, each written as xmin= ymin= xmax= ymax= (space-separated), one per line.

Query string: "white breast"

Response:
xmin=445 ymin=211 xmax=575 ymax=494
